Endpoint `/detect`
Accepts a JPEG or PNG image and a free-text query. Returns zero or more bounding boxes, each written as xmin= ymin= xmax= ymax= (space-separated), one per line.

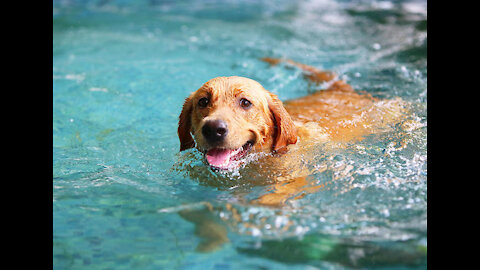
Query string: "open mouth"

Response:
xmin=204 ymin=141 xmax=254 ymax=170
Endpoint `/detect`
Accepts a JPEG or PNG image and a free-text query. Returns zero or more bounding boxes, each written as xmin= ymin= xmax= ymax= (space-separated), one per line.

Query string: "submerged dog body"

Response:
xmin=176 ymin=59 xmax=407 ymax=252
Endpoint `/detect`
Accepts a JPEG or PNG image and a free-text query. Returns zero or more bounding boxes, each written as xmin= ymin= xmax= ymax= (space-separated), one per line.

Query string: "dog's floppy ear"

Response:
xmin=268 ymin=92 xmax=297 ymax=152
xmin=178 ymin=96 xmax=195 ymax=151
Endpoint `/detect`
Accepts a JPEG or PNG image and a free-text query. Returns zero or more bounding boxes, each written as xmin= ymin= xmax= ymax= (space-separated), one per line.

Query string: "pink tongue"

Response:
xmin=206 ymin=148 xmax=233 ymax=167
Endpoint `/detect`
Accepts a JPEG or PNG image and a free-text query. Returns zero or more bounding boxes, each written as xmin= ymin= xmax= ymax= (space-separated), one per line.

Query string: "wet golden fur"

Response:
xmin=179 ymin=58 xmax=404 ymax=159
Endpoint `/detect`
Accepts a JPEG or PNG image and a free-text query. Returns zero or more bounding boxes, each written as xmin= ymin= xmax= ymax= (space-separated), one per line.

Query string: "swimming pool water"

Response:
xmin=53 ymin=0 xmax=427 ymax=269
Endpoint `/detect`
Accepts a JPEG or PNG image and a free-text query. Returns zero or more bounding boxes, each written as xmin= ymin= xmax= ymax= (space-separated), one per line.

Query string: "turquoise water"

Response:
xmin=53 ymin=0 xmax=427 ymax=269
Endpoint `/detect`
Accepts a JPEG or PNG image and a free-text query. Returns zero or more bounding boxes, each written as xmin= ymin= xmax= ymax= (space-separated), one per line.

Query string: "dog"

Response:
xmin=175 ymin=58 xmax=407 ymax=251
xmin=178 ymin=57 xmax=405 ymax=173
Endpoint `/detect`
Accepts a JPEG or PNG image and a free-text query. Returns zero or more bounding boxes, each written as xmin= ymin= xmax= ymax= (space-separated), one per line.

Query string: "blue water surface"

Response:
xmin=53 ymin=0 xmax=427 ymax=269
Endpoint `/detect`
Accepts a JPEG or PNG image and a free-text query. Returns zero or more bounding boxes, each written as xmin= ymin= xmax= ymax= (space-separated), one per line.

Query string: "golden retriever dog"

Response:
xmin=175 ymin=58 xmax=406 ymax=251
xmin=178 ymin=57 xmax=405 ymax=174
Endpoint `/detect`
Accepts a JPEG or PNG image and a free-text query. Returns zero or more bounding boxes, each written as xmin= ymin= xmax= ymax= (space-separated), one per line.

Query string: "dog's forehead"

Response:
xmin=205 ymin=76 xmax=265 ymax=95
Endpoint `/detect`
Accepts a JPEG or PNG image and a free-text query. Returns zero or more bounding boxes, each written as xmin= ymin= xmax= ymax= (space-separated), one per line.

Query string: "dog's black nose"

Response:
xmin=202 ymin=120 xmax=228 ymax=144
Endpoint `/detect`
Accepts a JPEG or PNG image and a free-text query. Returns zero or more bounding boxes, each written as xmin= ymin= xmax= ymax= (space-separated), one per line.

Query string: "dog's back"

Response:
xmin=262 ymin=59 xmax=408 ymax=143
xmin=285 ymin=80 xmax=406 ymax=143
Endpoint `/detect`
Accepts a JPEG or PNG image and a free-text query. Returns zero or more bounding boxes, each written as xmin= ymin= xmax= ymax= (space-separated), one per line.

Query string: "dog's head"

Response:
xmin=178 ymin=76 xmax=297 ymax=170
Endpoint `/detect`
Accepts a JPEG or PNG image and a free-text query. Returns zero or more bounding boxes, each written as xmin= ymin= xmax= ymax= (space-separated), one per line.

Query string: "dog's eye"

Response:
xmin=240 ymin=98 xmax=252 ymax=109
xmin=198 ymin=97 xmax=209 ymax=108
